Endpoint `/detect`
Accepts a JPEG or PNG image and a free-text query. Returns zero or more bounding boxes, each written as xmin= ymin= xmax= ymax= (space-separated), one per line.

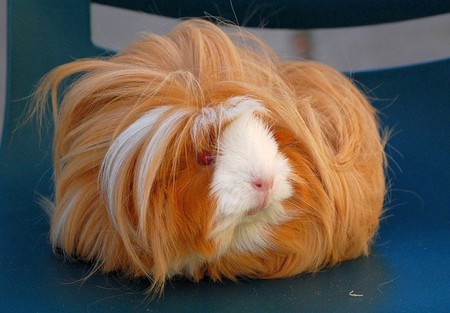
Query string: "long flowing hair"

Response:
xmin=33 ymin=19 xmax=386 ymax=293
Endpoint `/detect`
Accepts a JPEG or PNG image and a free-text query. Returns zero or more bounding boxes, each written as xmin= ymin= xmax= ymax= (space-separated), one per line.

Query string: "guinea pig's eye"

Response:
xmin=197 ymin=150 xmax=215 ymax=166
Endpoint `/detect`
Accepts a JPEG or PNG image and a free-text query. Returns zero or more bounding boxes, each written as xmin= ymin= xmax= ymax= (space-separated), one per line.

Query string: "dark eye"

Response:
xmin=197 ymin=150 xmax=215 ymax=166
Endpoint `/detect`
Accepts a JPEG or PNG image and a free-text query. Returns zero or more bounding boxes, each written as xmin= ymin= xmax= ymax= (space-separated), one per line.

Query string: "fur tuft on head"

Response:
xmin=33 ymin=19 xmax=386 ymax=294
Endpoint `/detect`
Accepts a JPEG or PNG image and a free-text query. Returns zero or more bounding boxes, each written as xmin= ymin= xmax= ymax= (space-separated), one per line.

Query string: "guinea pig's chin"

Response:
xmin=209 ymin=201 xmax=291 ymax=255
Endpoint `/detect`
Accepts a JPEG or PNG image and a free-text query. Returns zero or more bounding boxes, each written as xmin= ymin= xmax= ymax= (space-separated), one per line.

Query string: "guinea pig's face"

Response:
xmin=206 ymin=99 xmax=293 ymax=256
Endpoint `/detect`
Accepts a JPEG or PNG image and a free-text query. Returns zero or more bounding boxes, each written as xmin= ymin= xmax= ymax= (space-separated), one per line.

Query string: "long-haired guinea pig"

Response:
xmin=34 ymin=19 xmax=386 ymax=293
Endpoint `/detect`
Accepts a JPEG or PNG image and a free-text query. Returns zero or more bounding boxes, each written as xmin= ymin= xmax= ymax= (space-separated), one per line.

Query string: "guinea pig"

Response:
xmin=34 ymin=19 xmax=386 ymax=293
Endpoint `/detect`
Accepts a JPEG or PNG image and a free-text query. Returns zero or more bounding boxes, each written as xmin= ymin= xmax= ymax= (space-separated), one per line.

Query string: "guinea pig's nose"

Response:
xmin=248 ymin=177 xmax=274 ymax=216
xmin=252 ymin=177 xmax=274 ymax=193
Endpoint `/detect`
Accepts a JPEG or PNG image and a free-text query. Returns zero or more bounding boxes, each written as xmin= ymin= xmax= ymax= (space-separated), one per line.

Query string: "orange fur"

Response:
xmin=34 ymin=19 xmax=386 ymax=293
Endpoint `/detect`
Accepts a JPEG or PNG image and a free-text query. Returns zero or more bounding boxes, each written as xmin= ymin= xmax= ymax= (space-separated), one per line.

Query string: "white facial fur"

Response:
xmin=210 ymin=99 xmax=293 ymax=255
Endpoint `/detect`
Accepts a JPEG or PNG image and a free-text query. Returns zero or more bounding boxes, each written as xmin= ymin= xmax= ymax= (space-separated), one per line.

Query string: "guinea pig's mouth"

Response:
xmin=246 ymin=201 xmax=271 ymax=217
xmin=247 ymin=191 xmax=272 ymax=216
xmin=244 ymin=197 xmax=291 ymax=221
xmin=247 ymin=206 xmax=263 ymax=216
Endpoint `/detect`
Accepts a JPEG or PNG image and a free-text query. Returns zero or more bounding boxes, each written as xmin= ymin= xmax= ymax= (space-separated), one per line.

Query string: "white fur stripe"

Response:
xmin=100 ymin=106 xmax=172 ymax=229
xmin=191 ymin=96 xmax=267 ymax=140
xmin=135 ymin=108 xmax=190 ymax=232
xmin=51 ymin=189 xmax=82 ymax=246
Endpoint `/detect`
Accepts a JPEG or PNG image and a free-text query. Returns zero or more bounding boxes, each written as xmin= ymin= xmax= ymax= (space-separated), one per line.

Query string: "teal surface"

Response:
xmin=94 ymin=0 xmax=450 ymax=28
xmin=1 ymin=1 xmax=449 ymax=312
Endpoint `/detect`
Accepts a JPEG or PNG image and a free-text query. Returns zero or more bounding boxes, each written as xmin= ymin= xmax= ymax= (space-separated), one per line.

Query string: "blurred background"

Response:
xmin=1 ymin=1 xmax=450 ymax=141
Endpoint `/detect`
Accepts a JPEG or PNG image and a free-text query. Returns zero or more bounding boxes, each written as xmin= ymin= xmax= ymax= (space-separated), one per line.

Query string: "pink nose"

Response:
xmin=252 ymin=178 xmax=273 ymax=192
xmin=248 ymin=177 xmax=274 ymax=216
xmin=253 ymin=177 xmax=273 ymax=207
